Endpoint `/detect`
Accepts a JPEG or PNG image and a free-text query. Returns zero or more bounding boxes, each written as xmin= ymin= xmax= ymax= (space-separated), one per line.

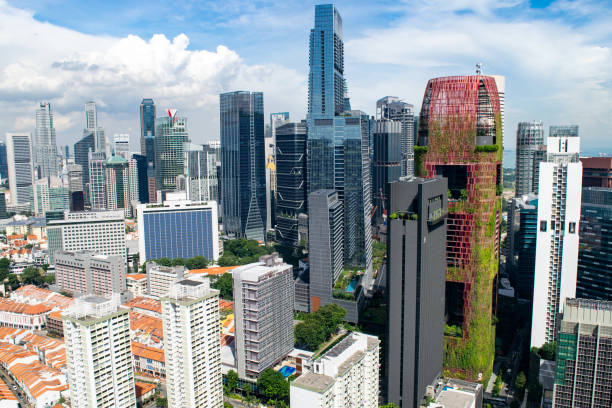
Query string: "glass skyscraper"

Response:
xmin=155 ymin=110 xmax=189 ymax=192
xmin=34 ymin=102 xmax=59 ymax=178
xmin=372 ymin=120 xmax=402 ymax=222
xmin=0 ymin=142 xmax=8 ymax=181
xmin=307 ymin=4 xmax=372 ymax=272
xmin=74 ymin=131 xmax=95 ymax=186
xmin=220 ymin=91 xmax=266 ymax=242
xmin=376 ymin=96 xmax=415 ymax=177
xmin=515 ymin=121 xmax=545 ymax=197
xmin=140 ymin=98 xmax=156 ymax=160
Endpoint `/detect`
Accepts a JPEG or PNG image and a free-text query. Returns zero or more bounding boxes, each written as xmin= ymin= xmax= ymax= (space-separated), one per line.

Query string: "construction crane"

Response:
xmin=370 ymin=188 xmax=388 ymax=224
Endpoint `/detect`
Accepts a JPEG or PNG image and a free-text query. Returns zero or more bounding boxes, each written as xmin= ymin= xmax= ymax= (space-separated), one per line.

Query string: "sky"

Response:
xmin=0 ymin=0 xmax=610 ymax=163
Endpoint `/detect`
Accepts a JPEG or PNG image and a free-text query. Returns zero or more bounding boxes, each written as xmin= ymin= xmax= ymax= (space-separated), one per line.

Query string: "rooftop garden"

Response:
xmin=332 ymin=268 xmax=362 ymax=300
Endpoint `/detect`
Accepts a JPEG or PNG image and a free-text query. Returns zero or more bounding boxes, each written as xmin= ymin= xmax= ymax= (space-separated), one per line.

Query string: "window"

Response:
xmin=569 ymin=222 xmax=576 ymax=234
xmin=540 ymin=221 xmax=547 ymax=232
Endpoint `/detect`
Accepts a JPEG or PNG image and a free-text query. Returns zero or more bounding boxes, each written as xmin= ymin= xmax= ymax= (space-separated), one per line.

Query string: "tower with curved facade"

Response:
xmin=416 ymin=75 xmax=503 ymax=381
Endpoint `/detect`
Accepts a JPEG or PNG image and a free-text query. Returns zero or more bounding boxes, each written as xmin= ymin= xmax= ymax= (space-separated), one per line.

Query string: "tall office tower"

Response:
xmin=233 ymin=254 xmax=294 ymax=379
xmin=577 ymin=188 xmax=612 ymax=300
xmin=67 ymin=164 xmax=83 ymax=192
xmin=74 ymin=131 xmax=95 ymax=186
xmin=416 ymin=75 xmax=503 ymax=380
xmin=306 ymin=5 xmax=372 ymax=273
xmin=0 ymin=142 xmax=8 ymax=181
xmin=184 ymin=141 xmax=220 ymax=202
xmin=140 ymin=98 xmax=155 ymax=155
xmin=88 ymin=151 xmax=107 ymax=210
xmin=162 ymin=278 xmax=223 ymax=408
xmin=128 ymin=154 xmax=148 ymax=205
xmin=137 ymin=199 xmax=219 ymax=264
xmin=33 ymin=176 xmax=70 ymax=216
xmin=34 ymin=102 xmax=59 ymax=178
xmin=155 ymin=109 xmax=189 ymax=191
xmin=220 ymin=91 xmax=266 ymax=241
xmin=580 ymin=157 xmax=612 ymax=187
xmin=376 ymin=96 xmax=415 ymax=177
xmin=309 ymin=190 xmax=363 ymax=321
xmin=6 ymin=133 xmax=34 ymax=206
xmin=553 ymin=298 xmax=612 ymax=408
xmin=55 ymin=251 xmax=125 ymax=296
xmin=112 ymin=134 xmax=130 ymax=159
xmin=386 ymin=177 xmax=447 ymax=408
xmin=63 ymin=295 xmax=136 ymax=408
xmin=491 ymin=75 xmax=506 ymax=140
xmin=275 ymin=122 xmax=307 ymax=247
xmin=146 ymin=262 xmax=187 ymax=298
xmin=372 ymin=120 xmax=402 ymax=223
xmin=531 ymin=126 xmax=582 ymax=348
xmin=513 ymin=195 xmax=538 ymax=300
xmin=266 ymin=112 xmax=290 ymax=231
xmin=105 ymin=155 xmax=130 ymax=217
xmin=515 ymin=121 xmax=545 ymax=196
xmin=291 ymin=332 xmax=380 ymax=408
xmin=85 ymin=101 xmax=106 ymax=154
xmin=47 ymin=210 xmax=126 ymax=264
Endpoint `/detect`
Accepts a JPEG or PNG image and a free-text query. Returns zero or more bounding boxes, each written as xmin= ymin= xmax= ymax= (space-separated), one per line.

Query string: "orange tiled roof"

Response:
xmin=0 ymin=298 xmax=52 ymax=315
xmin=134 ymin=381 xmax=156 ymax=398
xmin=123 ymin=297 xmax=162 ymax=315
xmin=13 ymin=286 xmax=73 ymax=310
xmin=0 ymin=378 xmax=17 ymax=400
xmin=188 ymin=266 xmax=237 ymax=275
xmin=126 ymin=273 xmax=147 ymax=281
xmin=129 ymin=312 xmax=163 ymax=341
xmin=48 ymin=310 xmax=63 ymax=321
xmin=7 ymin=235 xmax=22 ymax=241
xmin=219 ymin=299 xmax=233 ymax=310
xmin=26 ymin=235 xmax=37 ymax=240
xmin=131 ymin=341 xmax=165 ymax=363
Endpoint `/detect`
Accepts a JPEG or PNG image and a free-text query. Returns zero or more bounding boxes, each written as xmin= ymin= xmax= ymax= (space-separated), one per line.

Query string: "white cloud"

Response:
xmin=0 ymin=0 xmax=306 ymax=147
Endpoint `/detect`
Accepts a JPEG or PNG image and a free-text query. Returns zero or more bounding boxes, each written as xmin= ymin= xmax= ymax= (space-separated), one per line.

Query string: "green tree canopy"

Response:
xmin=21 ymin=267 xmax=44 ymax=286
xmin=218 ymin=239 xmax=273 ymax=266
xmin=225 ymin=369 xmax=238 ymax=392
xmin=211 ymin=273 xmax=233 ymax=300
xmin=538 ymin=342 xmax=557 ymax=361
xmin=256 ymin=368 xmax=289 ymax=401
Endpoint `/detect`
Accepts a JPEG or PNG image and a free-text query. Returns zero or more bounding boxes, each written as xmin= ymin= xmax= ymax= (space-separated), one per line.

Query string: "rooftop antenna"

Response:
xmin=476 ymin=63 xmax=483 ymax=75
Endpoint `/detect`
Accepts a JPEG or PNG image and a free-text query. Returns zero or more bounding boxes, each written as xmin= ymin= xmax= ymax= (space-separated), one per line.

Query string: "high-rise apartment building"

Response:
xmin=580 ymin=157 xmax=612 ymax=188
xmin=74 ymin=131 xmax=95 ymax=186
xmin=531 ymin=126 xmax=582 ymax=348
xmin=416 ymin=74 xmax=503 ymax=380
xmin=33 ymin=176 xmax=69 ymax=216
xmin=372 ymin=120 xmax=402 ymax=223
xmin=6 ymin=132 xmax=34 ymax=207
xmin=577 ymin=187 xmax=612 ymax=301
xmin=515 ymin=121 xmax=545 ymax=197
xmin=146 ymin=262 xmax=187 ymax=298
xmin=112 ymin=134 xmax=130 ymax=159
xmin=47 ymin=210 xmax=126 ymax=264
xmin=88 ymin=151 xmax=107 ymax=210
xmin=155 ymin=109 xmax=189 ymax=192
xmin=291 ymin=332 xmax=380 ymax=408
xmin=306 ymin=5 xmax=372 ymax=273
xmin=183 ymin=141 xmax=220 ymax=202
xmin=137 ymin=198 xmax=219 ymax=264
xmin=553 ymin=298 xmax=612 ymax=408
xmin=386 ymin=177 xmax=447 ymax=408
xmin=376 ymin=96 xmax=415 ymax=177
xmin=220 ymin=91 xmax=266 ymax=241
xmin=162 ymin=278 xmax=223 ymax=408
xmin=34 ymin=102 xmax=59 ymax=178
xmin=233 ymin=253 xmax=294 ymax=379
xmin=85 ymin=101 xmax=106 ymax=154
xmin=63 ymin=295 xmax=136 ymax=408
xmin=104 ymin=155 xmax=130 ymax=217
xmin=140 ymin=98 xmax=156 ymax=158
xmin=55 ymin=251 xmax=125 ymax=296
xmin=275 ymin=122 xmax=307 ymax=247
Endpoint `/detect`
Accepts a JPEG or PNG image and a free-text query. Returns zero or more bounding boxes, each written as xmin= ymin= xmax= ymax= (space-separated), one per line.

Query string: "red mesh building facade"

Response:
xmin=416 ymin=75 xmax=503 ymax=382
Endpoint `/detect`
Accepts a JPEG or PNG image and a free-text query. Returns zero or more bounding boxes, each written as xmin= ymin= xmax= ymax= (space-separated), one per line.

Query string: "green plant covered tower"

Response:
xmin=415 ymin=75 xmax=503 ymax=382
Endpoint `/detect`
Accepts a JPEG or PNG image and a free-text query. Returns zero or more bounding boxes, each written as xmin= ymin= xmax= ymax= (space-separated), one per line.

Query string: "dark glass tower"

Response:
xmin=373 ymin=120 xmax=402 ymax=223
xmin=140 ymin=98 xmax=156 ymax=157
xmin=376 ymin=96 xmax=415 ymax=177
xmin=220 ymin=91 xmax=266 ymax=242
xmin=154 ymin=110 xmax=189 ymax=192
xmin=577 ymin=187 xmax=612 ymax=300
xmin=515 ymin=196 xmax=538 ymax=300
xmin=275 ymin=122 xmax=307 ymax=247
xmin=0 ymin=142 xmax=8 ymax=181
xmin=74 ymin=131 xmax=95 ymax=185
xmin=515 ymin=121 xmax=545 ymax=197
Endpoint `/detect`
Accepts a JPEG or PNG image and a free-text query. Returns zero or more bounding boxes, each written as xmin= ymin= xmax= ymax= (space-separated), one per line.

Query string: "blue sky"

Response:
xmin=0 ymin=0 xmax=610 ymax=161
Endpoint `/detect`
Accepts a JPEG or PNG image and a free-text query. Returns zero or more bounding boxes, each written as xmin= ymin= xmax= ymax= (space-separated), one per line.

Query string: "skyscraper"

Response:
xmin=386 ymin=177 xmax=447 ymax=408
xmin=33 ymin=176 xmax=69 ymax=216
xmin=531 ymin=125 xmax=582 ymax=348
xmin=580 ymin=157 xmax=612 ymax=187
xmin=162 ymin=278 xmax=223 ymax=408
xmin=416 ymin=74 xmax=503 ymax=380
xmin=553 ymin=298 xmax=612 ymax=408
xmin=112 ymin=133 xmax=130 ymax=159
xmin=306 ymin=5 xmax=372 ymax=273
xmin=74 ymin=131 xmax=95 ymax=186
xmin=220 ymin=91 xmax=266 ymax=242
xmin=267 ymin=112 xmax=290 ymax=231
xmin=140 ymin=98 xmax=156 ymax=156
xmin=63 ymin=295 xmax=136 ymax=408
xmin=34 ymin=102 xmax=59 ymax=178
xmin=128 ymin=153 xmax=148 ymax=205
xmin=183 ymin=141 xmax=220 ymax=202
xmin=577 ymin=187 xmax=612 ymax=301
xmin=376 ymin=96 xmax=415 ymax=177
xmin=155 ymin=109 xmax=189 ymax=192
xmin=105 ymin=155 xmax=130 ymax=217
xmin=88 ymin=151 xmax=107 ymax=210
xmin=275 ymin=122 xmax=307 ymax=247
xmin=0 ymin=142 xmax=8 ymax=181
xmin=515 ymin=121 xmax=545 ymax=197
xmin=85 ymin=101 xmax=106 ymax=154
xmin=6 ymin=132 xmax=34 ymax=207
xmin=372 ymin=120 xmax=402 ymax=223
xmin=513 ymin=195 xmax=538 ymax=300
xmin=233 ymin=253 xmax=294 ymax=379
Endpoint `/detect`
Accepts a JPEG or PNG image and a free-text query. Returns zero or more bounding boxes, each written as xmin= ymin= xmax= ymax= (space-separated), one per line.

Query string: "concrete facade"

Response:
xmin=55 ymin=251 xmax=125 ymax=296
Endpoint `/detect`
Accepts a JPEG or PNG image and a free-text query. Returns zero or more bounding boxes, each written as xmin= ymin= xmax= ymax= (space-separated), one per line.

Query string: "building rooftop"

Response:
xmin=291 ymin=370 xmax=334 ymax=394
xmin=134 ymin=382 xmax=156 ymax=398
xmin=188 ymin=265 xmax=237 ymax=276
xmin=123 ymin=296 xmax=162 ymax=316
xmin=434 ymin=388 xmax=477 ymax=408
xmin=127 ymin=273 xmax=147 ymax=281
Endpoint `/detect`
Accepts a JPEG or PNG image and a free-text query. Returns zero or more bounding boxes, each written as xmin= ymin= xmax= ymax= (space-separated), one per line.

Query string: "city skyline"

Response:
xmin=0 ymin=0 xmax=610 ymax=157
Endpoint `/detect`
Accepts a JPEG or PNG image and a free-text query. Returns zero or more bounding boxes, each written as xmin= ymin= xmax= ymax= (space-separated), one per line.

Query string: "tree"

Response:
xmin=225 ymin=370 xmax=238 ymax=393
xmin=211 ymin=274 xmax=233 ymax=300
xmin=21 ymin=267 xmax=43 ymax=286
xmin=0 ymin=258 xmax=9 ymax=281
xmin=295 ymin=319 xmax=326 ymax=351
xmin=155 ymin=397 xmax=168 ymax=407
xmin=43 ymin=274 xmax=55 ymax=285
xmin=538 ymin=342 xmax=557 ymax=361
xmin=184 ymin=256 xmax=208 ymax=270
xmin=224 ymin=403 xmax=233 ymax=408
xmin=155 ymin=257 xmax=172 ymax=267
xmin=171 ymin=257 xmax=186 ymax=266
xmin=515 ymin=371 xmax=527 ymax=391
xmin=380 ymin=404 xmax=399 ymax=408
xmin=7 ymin=273 xmax=20 ymax=290
xmin=256 ymin=368 xmax=289 ymax=401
